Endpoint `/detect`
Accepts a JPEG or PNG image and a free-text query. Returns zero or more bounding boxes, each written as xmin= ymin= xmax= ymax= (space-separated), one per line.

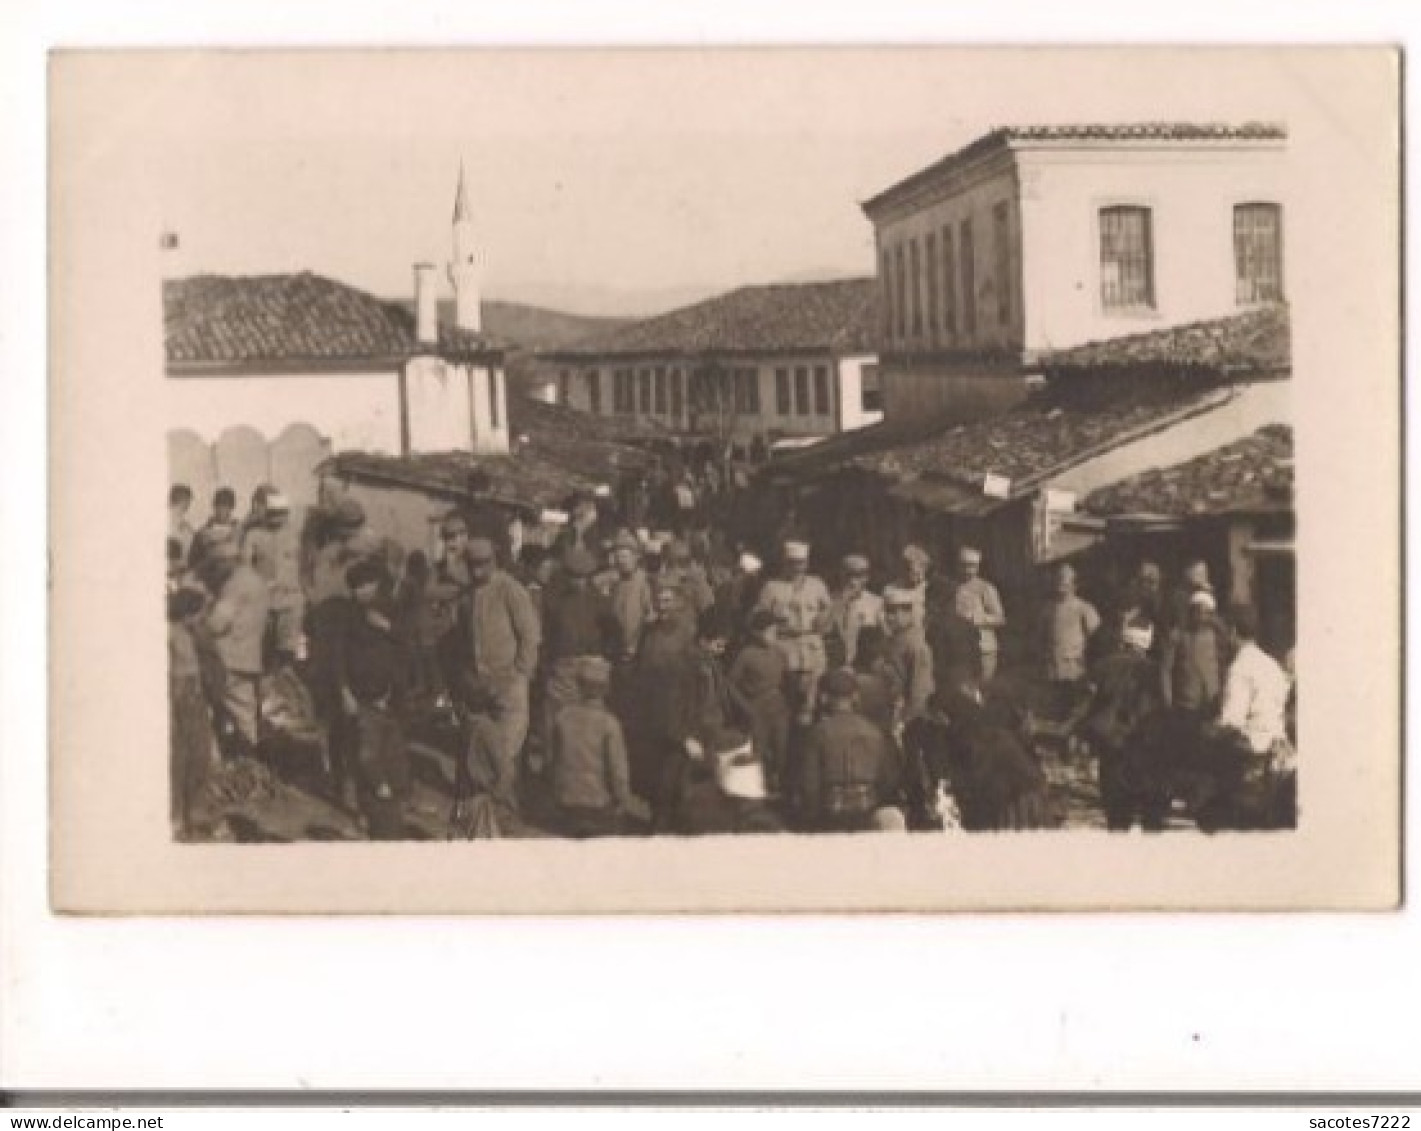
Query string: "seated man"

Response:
xmin=797 ymin=668 xmax=906 ymax=833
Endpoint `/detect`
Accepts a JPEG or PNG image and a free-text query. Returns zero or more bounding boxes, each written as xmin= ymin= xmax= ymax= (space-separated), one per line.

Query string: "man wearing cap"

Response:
xmin=1160 ymin=589 xmax=1228 ymax=718
xmin=1070 ymin=616 xmax=1169 ymax=830
xmin=659 ymin=537 xmax=716 ymax=632
xmin=540 ymin=545 xmax=616 ymax=748
xmin=883 ymin=588 xmax=936 ymax=727
xmin=797 ymin=668 xmax=905 ymax=833
xmin=548 ymin=656 xmax=636 ymax=837
xmin=883 ymin=544 xmax=932 ymax=631
xmin=951 ymin=545 xmax=1007 ymax=683
xmin=200 ymin=487 xmax=240 ymax=550
xmin=1167 ymin=559 xmax=1215 ymax=636
xmin=755 ymin=541 xmax=833 ymax=724
xmin=728 ymin=609 xmax=790 ymax=793
xmin=713 ymin=549 xmax=765 ymax=638
xmin=606 ymin=530 xmax=655 ymax=664
xmin=241 ymin=489 xmax=305 ymax=668
xmin=1038 ymin=562 xmax=1102 ymax=720
xmin=627 ymin=582 xmax=697 ymax=806
xmin=452 ymin=535 xmax=542 ymax=788
xmin=553 ymin=491 xmax=609 ymax=560
xmin=829 ymin=553 xmax=884 ymax=669
xmin=197 ymin=536 xmax=270 ymax=757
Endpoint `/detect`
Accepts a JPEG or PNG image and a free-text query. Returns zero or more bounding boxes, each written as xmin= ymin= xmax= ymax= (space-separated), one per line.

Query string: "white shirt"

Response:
xmin=1218 ymin=641 xmax=1292 ymax=755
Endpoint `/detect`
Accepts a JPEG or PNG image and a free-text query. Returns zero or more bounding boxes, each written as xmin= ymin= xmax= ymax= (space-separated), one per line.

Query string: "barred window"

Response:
xmin=1099 ymin=205 xmax=1155 ymax=311
xmin=960 ymin=219 xmax=976 ymax=339
xmin=654 ymin=366 xmax=668 ymax=414
xmin=613 ymin=370 xmax=633 ymax=414
xmin=813 ymin=365 xmax=830 ymax=416
xmin=638 ymin=369 xmax=653 ymax=415
xmin=775 ymin=368 xmax=791 ymax=415
xmin=587 ymin=370 xmax=602 ymax=415
xmin=793 ymin=367 xmax=810 ymax=416
xmin=1235 ymin=203 xmax=1284 ymax=304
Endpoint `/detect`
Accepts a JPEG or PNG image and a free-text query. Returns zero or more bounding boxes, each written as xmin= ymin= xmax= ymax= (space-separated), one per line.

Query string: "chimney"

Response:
xmin=414 ymin=263 xmax=438 ymax=346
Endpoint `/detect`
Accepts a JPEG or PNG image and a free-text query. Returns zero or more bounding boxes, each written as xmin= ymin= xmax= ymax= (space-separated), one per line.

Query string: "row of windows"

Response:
xmin=880 ymin=200 xmax=1285 ymax=347
xmin=558 ymin=364 xmax=837 ymax=420
xmin=882 ymin=205 xmax=1007 ymax=349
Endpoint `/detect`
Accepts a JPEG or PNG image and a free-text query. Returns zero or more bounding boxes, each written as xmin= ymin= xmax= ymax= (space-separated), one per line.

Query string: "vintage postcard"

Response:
xmin=49 ymin=47 xmax=1400 ymax=912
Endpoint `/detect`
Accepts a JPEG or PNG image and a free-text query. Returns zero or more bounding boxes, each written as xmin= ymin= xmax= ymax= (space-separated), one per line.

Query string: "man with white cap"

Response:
xmin=883 ymin=543 xmax=932 ymax=631
xmin=951 ymin=545 xmax=1007 ymax=683
xmin=1160 ymin=588 xmax=1228 ymax=719
xmin=755 ymin=540 xmax=833 ymax=724
xmin=829 ymin=553 xmax=884 ymax=669
xmin=1071 ymin=615 xmax=1169 ymax=831
xmin=241 ymin=488 xmax=304 ymax=667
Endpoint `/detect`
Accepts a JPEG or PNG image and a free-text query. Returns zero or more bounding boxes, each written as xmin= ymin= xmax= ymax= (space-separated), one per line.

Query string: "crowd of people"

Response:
xmin=166 ymin=474 xmax=1297 ymax=842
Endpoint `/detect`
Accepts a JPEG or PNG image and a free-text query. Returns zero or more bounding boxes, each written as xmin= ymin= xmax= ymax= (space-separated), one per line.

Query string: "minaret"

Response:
xmin=449 ymin=161 xmax=482 ymax=332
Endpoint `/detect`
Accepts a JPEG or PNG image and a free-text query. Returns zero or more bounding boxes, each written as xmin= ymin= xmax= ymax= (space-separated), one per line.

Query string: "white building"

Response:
xmin=542 ymin=278 xmax=882 ymax=444
xmin=860 ymin=122 xmax=1288 ymax=422
xmin=165 ymin=169 xmax=509 ymax=510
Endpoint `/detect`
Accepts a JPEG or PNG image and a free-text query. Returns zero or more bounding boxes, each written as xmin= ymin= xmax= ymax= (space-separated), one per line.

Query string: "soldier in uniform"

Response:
xmin=951 ymin=545 xmax=1007 ymax=684
xmin=755 ymin=540 xmax=832 ymax=725
xmin=797 ymin=668 xmax=906 ymax=833
xmin=828 ymin=553 xmax=884 ymax=669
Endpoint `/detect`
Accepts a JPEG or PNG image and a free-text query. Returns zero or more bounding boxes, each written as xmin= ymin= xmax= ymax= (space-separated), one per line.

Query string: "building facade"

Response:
xmin=543 ymin=278 xmax=882 ymax=444
xmin=861 ymin=122 xmax=1288 ymax=422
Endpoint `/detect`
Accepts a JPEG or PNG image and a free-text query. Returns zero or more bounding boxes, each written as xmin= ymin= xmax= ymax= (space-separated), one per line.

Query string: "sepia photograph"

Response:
xmin=48 ymin=47 xmax=1399 ymax=912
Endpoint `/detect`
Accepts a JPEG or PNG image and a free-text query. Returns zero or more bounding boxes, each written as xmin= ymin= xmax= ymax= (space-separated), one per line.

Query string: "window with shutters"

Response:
xmin=587 ymin=370 xmax=602 ymax=415
xmin=654 ymin=366 xmax=667 ymax=414
xmin=880 ymin=247 xmax=894 ymax=340
xmin=638 ymin=369 xmax=652 ymax=415
xmin=733 ymin=367 xmax=761 ymax=415
xmin=775 ymin=368 xmax=791 ymax=415
xmin=1099 ymin=205 xmax=1155 ymax=311
xmin=813 ymin=366 xmax=830 ymax=416
xmin=669 ymin=368 xmax=683 ymax=418
xmin=894 ymin=244 xmax=907 ymax=342
xmin=959 ymin=219 xmax=976 ymax=339
xmin=925 ymin=231 xmax=939 ymax=338
xmin=1234 ymin=203 xmax=1284 ymax=304
xmin=909 ymin=238 xmax=923 ymax=339
xmin=942 ymin=227 xmax=957 ymax=339
xmin=793 ymin=367 xmax=810 ymax=416
xmin=993 ymin=202 xmax=1012 ymax=326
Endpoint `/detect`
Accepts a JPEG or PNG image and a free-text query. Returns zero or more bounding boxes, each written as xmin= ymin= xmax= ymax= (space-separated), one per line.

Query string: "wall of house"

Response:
xmin=166 ymin=369 xmax=404 ymax=454
xmin=1016 ymin=142 xmax=1289 ymax=351
xmin=1049 ymin=378 xmax=1292 ymax=497
xmin=835 ymin=354 xmax=884 ymax=432
xmin=873 ymin=155 xmax=1024 ymax=360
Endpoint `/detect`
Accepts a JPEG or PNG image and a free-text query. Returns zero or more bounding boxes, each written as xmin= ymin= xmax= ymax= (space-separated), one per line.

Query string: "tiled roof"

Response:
xmin=327 ymin=397 xmax=657 ymax=513
xmin=1084 ymin=423 xmax=1293 ymax=518
xmin=771 ymin=376 xmax=1239 ymax=501
xmin=1039 ymin=304 xmax=1290 ymax=374
xmin=863 ymin=121 xmax=1286 ymax=215
xmin=546 ymin=278 xmax=879 ymax=360
xmin=164 ymin=272 xmax=503 ymax=366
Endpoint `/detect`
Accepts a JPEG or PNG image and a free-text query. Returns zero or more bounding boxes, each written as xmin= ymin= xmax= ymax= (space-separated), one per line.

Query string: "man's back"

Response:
xmin=800 ymin=710 xmax=899 ymax=825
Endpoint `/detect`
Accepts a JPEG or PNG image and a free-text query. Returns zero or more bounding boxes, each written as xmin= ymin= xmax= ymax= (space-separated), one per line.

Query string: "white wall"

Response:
xmin=1017 ymin=142 xmax=1288 ymax=351
xmin=166 ymin=369 xmax=403 ymax=454
xmin=405 ymin=357 xmax=471 ymax=452
xmin=836 ymin=354 xmax=884 ymax=432
xmin=1051 ymin=378 xmax=1292 ymax=496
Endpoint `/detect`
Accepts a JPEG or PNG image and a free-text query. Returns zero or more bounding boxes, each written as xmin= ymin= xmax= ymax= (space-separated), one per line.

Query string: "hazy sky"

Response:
xmin=114 ymin=48 xmax=1309 ymax=315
